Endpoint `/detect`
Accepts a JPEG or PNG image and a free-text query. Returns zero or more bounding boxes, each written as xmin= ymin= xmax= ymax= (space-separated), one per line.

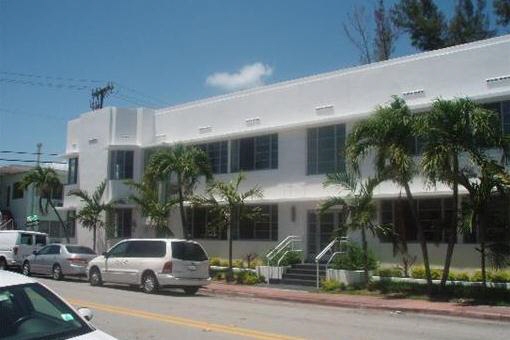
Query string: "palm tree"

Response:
xmin=192 ymin=173 xmax=263 ymax=281
xmin=346 ymin=96 xmax=433 ymax=289
xmin=68 ymin=181 xmax=115 ymax=251
xmin=145 ymin=144 xmax=212 ymax=238
xmin=319 ymin=171 xmax=387 ymax=286
xmin=20 ymin=167 xmax=69 ymax=242
xmin=126 ymin=179 xmax=177 ymax=236
xmin=458 ymin=160 xmax=510 ymax=287
xmin=417 ymin=97 xmax=506 ymax=288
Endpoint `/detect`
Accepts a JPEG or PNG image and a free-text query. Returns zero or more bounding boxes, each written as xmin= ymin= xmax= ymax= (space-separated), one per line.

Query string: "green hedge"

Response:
xmin=330 ymin=242 xmax=378 ymax=271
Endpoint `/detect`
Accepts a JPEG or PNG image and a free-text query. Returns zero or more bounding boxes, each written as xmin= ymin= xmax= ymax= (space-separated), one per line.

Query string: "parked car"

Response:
xmin=22 ymin=244 xmax=97 ymax=280
xmin=87 ymin=238 xmax=211 ymax=295
xmin=0 ymin=270 xmax=117 ymax=339
xmin=0 ymin=230 xmax=48 ymax=270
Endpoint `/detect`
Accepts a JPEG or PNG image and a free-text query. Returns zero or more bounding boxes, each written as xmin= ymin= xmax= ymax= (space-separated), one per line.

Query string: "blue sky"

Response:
xmin=0 ymin=0 xmax=501 ymax=163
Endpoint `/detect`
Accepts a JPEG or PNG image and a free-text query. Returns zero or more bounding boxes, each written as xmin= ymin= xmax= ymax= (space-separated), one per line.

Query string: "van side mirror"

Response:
xmin=77 ymin=307 xmax=93 ymax=321
xmin=32 ymin=250 xmax=38 ymax=255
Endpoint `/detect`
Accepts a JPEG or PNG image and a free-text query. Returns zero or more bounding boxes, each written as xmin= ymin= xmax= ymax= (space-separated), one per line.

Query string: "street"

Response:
xmin=34 ymin=276 xmax=509 ymax=340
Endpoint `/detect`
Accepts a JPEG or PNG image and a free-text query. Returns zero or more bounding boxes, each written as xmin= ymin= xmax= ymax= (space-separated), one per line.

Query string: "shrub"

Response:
xmin=470 ymin=271 xmax=484 ymax=282
xmin=248 ymin=257 xmax=264 ymax=269
xmin=321 ymin=279 xmax=345 ymax=292
xmin=410 ymin=266 xmax=442 ymax=280
xmin=209 ymin=257 xmax=221 ymax=266
xmin=448 ymin=271 xmax=470 ymax=282
xmin=235 ymin=271 xmax=262 ymax=285
xmin=276 ymin=251 xmax=303 ymax=266
xmin=488 ymin=270 xmax=510 ymax=283
xmin=376 ymin=267 xmax=403 ymax=278
xmin=330 ymin=242 xmax=378 ymax=271
xmin=232 ymin=259 xmax=244 ymax=268
xmin=219 ymin=258 xmax=230 ymax=267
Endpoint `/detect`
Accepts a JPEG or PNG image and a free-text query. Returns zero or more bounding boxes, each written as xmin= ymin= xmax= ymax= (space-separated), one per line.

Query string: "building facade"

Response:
xmin=62 ymin=35 xmax=510 ymax=269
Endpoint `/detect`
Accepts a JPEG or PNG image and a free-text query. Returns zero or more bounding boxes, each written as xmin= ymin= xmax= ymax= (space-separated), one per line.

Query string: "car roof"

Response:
xmin=0 ymin=270 xmax=37 ymax=287
xmin=118 ymin=238 xmax=198 ymax=243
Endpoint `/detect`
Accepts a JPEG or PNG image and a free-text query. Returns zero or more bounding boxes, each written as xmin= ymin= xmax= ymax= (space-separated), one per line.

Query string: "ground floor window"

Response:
xmin=463 ymin=195 xmax=510 ymax=243
xmin=379 ymin=197 xmax=454 ymax=243
xmin=38 ymin=219 xmax=75 ymax=240
xmin=108 ymin=209 xmax=132 ymax=238
xmin=187 ymin=204 xmax=278 ymax=241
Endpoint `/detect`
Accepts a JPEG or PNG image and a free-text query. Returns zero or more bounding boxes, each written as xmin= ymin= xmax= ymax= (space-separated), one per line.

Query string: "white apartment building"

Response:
xmin=62 ymin=35 xmax=510 ymax=269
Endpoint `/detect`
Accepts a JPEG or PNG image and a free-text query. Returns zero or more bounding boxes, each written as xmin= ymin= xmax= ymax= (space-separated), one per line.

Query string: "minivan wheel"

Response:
xmin=52 ymin=264 xmax=63 ymax=280
xmin=142 ymin=272 xmax=159 ymax=294
xmin=22 ymin=261 xmax=31 ymax=276
xmin=183 ymin=287 xmax=199 ymax=295
xmin=89 ymin=268 xmax=103 ymax=286
xmin=0 ymin=258 xmax=6 ymax=270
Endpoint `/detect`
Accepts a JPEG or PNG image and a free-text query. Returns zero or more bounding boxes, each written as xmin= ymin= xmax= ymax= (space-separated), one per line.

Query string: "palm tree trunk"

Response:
xmin=479 ymin=214 xmax=487 ymax=289
xmin=93 ymin=224 xmax=97 ymax=252
xmin=404 ymin=183 xmax=433 ymax=291
xmin=48 ymin=199 xmax=70 ymax=243
xmin=361 ymin=226 xmax=369 ymax=286
xmin=227 ymin=214 xmax=234 ymax=282
xmin=441 ymin=157 xmax=459 ymax=288
xmin=177 ymin=174 xmax=188 ymax=239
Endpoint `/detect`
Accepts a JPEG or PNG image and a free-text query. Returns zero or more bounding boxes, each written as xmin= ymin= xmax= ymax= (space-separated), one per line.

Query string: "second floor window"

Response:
xmin=198 ymin=141 xmax=228 ymax=174
xmin=67 ymin=157 xmax=78 ymax=184
xmin=109 ymin=150 xmax=134 ymax=180
xmin=307 ymin=124 xmax=346 ymax=175
xmin=230 ymin=134 xmax=278 ymax=172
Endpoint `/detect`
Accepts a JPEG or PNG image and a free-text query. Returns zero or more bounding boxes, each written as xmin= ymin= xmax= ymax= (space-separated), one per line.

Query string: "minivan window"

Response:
xmin=127 ymin=241 xmax=166 ymax=258
xmin=108 ymin=242 xmax=129 ymax=258
xmin=20 ymin=234 xmax=33 ymax=245
xmin=171 ymin=242 xmax=208 ymax=261
xmin=35 ymin=235 xmax=47 ymax=246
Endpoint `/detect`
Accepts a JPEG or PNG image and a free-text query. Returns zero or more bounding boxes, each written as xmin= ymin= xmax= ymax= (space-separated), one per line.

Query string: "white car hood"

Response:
xmin=70 ymin=329 xmax=118 ymax=340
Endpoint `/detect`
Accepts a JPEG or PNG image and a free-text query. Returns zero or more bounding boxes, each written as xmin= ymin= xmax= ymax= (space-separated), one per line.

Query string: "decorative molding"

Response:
xmin=245 ymin=117 xmax=261 ymax=127
xmin=486 ymin=75 xmax=510 ymax=85
xmin=88 ymin=138 xmax=98 ymax=145
xmin=199 ymin=126 xmax=212 ymax=134
xmin=315 ymin=105 xmax=334 ymax=116
xmin=402 ymin=89 xmax=425 ymax=97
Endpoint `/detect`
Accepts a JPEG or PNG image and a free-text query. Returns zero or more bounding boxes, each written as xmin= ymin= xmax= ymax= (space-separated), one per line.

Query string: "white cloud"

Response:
xmin=206 ymin=62 xmax=273 ymax=91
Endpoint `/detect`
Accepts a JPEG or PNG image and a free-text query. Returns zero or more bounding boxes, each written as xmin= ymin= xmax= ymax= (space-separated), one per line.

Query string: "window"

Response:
xmin=188 ymin=204 xmax=278 ymax=241
xmin=20 ymin=233 xmax=33 ymax=245
xmin=171 ymin=241 xmax=208 ymax=261
xmin=482 ymin=100 xmax=510 ymax=135
xmin=110 ymin=209 xmax=132 ymax=238
xmin=67 ymin=158 xmax=78 ymax=184
xmin=198 ymin=141 xmax=228 ymax=174
xmin=379 ymin=198 xmax=454 ymax=243
xmin=66 ymin=211 xmax=76 ymax=238
xmin=127 ymin=241 xmax=166 ymax=258
xmin=108 ymin=241 xmax=129 ymax=257
xmin=39 ymin=221 xmax=71 ymax=239
xmin=231 ymin=134 xmax=278 ymax=172
xmin=6 ymin=185 xmax=10 ymax=207
xmin=66 ymin=246 xmax=95 ymax=254
xmin=12 ymin=182 xmax=24 ymax=200
xmin=307 ymin=124 xmax=345 ymax=175
xmin=51 ymin=184 xmax=63 ymax=201
xmin=35 ymin=235 xmax=47 ymax=246
xmin=109 ymin=150 xmax=134 ymax=180
xmin=47 ymin=245 xmax=61 ymax=255
xmin=463 ymin=195 xmax=510 ymax=243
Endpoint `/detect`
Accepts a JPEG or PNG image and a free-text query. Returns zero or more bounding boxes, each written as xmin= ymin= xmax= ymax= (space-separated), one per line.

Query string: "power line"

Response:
xmin=0 ymin=150 xmax=60 ymax=156
xmin=0 ymin=71 xmax=103 ymax=84
xmin=0 ymin=77 xmax=90 ymax=91
xmin=0 ymin=107 xmax=67 ymax=121
xmin=0 ymin=158 xmax=66 ymax=164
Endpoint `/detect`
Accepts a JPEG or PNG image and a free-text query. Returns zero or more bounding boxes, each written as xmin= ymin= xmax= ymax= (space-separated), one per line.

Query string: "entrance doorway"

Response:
xmin=306 ymin=211 xmax=344 ymax=262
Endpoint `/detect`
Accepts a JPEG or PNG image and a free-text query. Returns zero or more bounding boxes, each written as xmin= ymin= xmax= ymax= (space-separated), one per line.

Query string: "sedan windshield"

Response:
xmin=0 ymin=283 xmax=93 ymax=339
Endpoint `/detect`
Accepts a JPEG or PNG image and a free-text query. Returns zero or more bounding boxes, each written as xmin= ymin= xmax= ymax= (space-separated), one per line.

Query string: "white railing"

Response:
xmin=265 ymin=235 xmax=302 ymax=284
xmin=0 ymin=219 xmax=14 ymax=230
xmin=314 ymin=237 xmax=348 ymax=288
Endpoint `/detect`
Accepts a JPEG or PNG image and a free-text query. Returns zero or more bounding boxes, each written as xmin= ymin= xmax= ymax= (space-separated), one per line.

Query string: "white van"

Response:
xmin=87 ymin=239 xmax=210 ymax=295
xmin=0 ymin=231 xmax=48 ymax=270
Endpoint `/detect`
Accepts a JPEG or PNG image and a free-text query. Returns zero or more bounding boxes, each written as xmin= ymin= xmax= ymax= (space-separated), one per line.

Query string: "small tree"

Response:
xmin=126 ymin=179 xmax=177 ymax=237
xmin=69 ymin=181 xmax=115 ymax=251
xmin=20 ymin=167 xmax=69 ymax=242
xmin=192 ymin=173 xmax=262 ymax=281
xmin=146 ymin=144 xmax=212 ymax=238
xmin=320 ymin=171 xmax=388 ymax=286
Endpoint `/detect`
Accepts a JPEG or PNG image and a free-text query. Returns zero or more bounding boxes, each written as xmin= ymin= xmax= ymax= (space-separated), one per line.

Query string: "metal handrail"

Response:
xmin=0 ymin=219 xmax=14 ymax=230
xmin=277 ymin=249 xmax=304 ymax=267
xmin=265 ymin=235 xmax=302 ymax=285
xmin=314 ymin=237 xmax=348 ymax=288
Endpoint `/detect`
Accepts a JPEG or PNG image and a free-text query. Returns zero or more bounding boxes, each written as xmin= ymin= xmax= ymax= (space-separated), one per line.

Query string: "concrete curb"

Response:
xmin=204 ymin=284 xmax=510 ymax=322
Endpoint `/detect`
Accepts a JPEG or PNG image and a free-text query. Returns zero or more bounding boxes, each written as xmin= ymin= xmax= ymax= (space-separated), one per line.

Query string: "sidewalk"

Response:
xmin=204 ymin=282 xmax=510 ymax=322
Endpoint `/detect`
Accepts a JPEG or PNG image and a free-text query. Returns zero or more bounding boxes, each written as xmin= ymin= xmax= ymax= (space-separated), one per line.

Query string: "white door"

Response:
xmin=170 ymin=241 xmax=209 ymax=279
xmin=103 ymin=241 xmax=130 ymax=283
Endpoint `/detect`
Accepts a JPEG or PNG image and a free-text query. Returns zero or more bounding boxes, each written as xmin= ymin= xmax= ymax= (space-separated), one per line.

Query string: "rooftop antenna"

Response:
xmin=90 ymin=82 xmax=114 ymax=110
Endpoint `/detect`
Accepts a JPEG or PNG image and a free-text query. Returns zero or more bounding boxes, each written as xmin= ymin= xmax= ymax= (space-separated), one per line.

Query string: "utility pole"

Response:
xmin=90 ymin=82 xmax=114 ymax=110
xmin=28 ymin=143 xmax=42 ymax=230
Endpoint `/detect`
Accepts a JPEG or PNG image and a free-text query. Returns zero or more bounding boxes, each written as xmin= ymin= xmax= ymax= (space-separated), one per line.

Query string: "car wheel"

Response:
xmin=0 ymin=258 xmax=6 ymax=270
xmin=142 ymin=272 xmax=159 ymax=294
xmin=89 ymin=268 xmax=103 ymax=286
xmin=22 ymin=261 xmax=31 ymax=276
xmin=52 ymin=264 xmax=64 ymax=280
xmin=183 ymin=287 xmax=199 ymax=295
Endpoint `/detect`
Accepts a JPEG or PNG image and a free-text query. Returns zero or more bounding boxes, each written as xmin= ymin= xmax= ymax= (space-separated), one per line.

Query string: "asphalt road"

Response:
xmin=34 ymin=276 xmax=509 ymax=340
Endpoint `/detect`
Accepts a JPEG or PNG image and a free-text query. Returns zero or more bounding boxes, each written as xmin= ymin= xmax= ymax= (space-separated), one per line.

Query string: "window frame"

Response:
xmin=109 ymin=150 xmax=134 ymax=180
xmin=307 ymin=124 xmax=346 ymax=175
xmin=230 ymin=134 xmax=278 ymax=172
xmin=67 ymin=157 xmax=79 ymax=185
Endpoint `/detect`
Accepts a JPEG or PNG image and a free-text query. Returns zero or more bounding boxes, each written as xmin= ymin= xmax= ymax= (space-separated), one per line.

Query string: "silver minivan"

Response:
xmin=87 ymin=239 xmax=210 ymax=295
xmin=0 ymin=231 xmax=48 ymax=270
